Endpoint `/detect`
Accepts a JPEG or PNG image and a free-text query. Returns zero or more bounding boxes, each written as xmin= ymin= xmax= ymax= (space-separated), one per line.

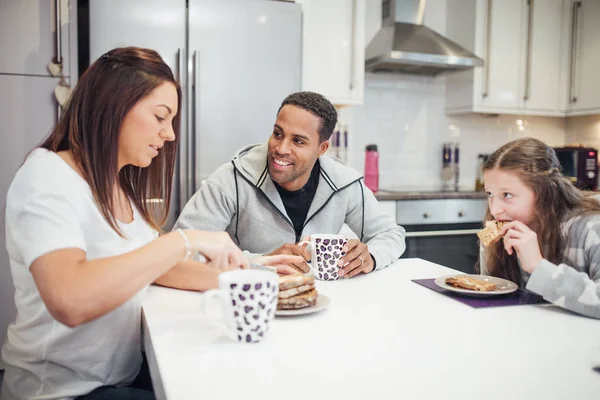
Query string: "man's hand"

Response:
xmin=337 ymin=239 xmax=374 ymax=278
xmin=252 ymin=254 xmax=305 ymax=275
xmin=265 ymin=243 xmax=311 ymax=273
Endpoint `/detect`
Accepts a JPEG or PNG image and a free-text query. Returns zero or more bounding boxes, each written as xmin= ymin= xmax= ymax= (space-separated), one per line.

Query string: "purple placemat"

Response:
xmin=412 ymin=278 xmax=547 ymax=308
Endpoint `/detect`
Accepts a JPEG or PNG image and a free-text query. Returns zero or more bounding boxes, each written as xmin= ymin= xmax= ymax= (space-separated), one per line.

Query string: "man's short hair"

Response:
xmin=277 ymin=91 xmax=338 ymax=143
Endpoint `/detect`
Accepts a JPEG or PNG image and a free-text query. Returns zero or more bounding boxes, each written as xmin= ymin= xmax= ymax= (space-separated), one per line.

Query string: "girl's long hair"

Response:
xmin=40 ymin=47 xmax=182 ymax=235
xmin=479 ymin=137 xmax=600 ymax=283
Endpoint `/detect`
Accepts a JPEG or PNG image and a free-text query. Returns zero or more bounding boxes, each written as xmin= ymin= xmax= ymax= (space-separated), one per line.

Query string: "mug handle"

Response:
xmin=201 ymin=289 xmax=238 ymax=341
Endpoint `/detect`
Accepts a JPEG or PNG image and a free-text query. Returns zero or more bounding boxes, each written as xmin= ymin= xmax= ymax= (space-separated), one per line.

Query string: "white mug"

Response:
xmin=202 ymin=269 xmax=279 ymax=343
xmin=299 ymin=234 xmax=348 ymax=281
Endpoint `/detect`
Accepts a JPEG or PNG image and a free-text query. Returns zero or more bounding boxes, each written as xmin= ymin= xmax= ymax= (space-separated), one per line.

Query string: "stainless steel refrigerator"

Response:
xmin=87 ymin=0 xmax=302 ymax=227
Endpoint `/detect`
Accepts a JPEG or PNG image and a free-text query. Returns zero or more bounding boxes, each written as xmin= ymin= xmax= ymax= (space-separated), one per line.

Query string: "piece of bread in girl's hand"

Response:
xmin=477 ymin=220 xmax=505 ymax=247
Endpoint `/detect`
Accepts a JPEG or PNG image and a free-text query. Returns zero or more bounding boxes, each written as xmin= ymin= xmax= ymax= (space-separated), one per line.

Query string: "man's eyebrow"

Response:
xmin=293 ymin=133 xmax=311 ymax=141
xmin=273 ymin=125 xmax=311 ymax=141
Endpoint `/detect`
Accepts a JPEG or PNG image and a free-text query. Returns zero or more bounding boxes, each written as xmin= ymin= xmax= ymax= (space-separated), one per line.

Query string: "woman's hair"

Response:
xmin=40 ymin=47 xmax=182 ymax=235
xmin=479 ymin=137 xmax=600 ymax=283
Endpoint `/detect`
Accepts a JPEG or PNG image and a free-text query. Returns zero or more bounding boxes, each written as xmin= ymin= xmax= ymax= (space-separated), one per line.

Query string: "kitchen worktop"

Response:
xmin=374 ymin=189 xmax=487 ymax=201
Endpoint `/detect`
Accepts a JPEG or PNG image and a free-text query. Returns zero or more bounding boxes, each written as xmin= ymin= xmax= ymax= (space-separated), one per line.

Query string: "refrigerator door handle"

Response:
xmin=54 ymin=0 xmax=63 ymax=121
xmin=175 ymin=48 xmax=186 ymax=215
xmin=54 ymin=0 xmax=63 ymax=66
xmin=188 ymin=50 xmax=198 ymax=196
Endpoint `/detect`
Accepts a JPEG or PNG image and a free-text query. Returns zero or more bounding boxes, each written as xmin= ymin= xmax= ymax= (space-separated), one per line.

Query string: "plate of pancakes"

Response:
xmin=276 ymin=273 xmax=330 ymax=316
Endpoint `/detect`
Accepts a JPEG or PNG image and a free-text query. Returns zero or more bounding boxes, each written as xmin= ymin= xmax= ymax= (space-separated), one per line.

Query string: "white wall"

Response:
xmin=342 ymin=0 xmax=567 ymax=190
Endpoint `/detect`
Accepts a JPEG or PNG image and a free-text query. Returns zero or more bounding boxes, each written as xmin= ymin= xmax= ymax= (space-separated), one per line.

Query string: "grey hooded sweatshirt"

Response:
xmin=174 ymin=143 xmax=406 ymax=271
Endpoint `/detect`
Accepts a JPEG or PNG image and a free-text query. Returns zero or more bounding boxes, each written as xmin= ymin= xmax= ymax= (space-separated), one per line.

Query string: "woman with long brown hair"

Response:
xmin=479 ymin=137 xmax=600 ymax=319
xmin=0 ymin=47 xmax=299 ymax=400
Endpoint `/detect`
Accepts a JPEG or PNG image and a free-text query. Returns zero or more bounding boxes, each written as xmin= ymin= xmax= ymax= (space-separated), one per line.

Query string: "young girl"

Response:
xmin=480 ymin=137 xmax=600 ymax=319
xmin=0 ymin=47 xmax=299 ymax=400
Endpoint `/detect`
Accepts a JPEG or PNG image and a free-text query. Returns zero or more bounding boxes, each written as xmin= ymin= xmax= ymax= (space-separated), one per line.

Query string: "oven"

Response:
xmin=396 ymin=198 xmax=487 ymax=274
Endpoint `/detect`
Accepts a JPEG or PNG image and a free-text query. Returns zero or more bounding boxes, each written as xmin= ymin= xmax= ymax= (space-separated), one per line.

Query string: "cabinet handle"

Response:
xmin=54 ymin=0 xmax=62 ymax=66
xmin=458 ymin=211 xmax=464 ymax=217
xmin=423 ymin=212 xmax=430 ymax=219
xmin=523 ymin=0 xmax=534 ymax=101
xmin=349 ymin=0 xmax=357 ymax=91
xmin=569 ymin=1 xmax=582 ymax=103
xmin=482 ymin=0 xmax=492 ymax=98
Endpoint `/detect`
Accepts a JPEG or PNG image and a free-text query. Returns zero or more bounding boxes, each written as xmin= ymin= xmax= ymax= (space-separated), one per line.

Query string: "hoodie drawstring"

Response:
xmin=360 ymin=180 xmax=365 ymax=242
xmin=232 ymin=162 xmax=241 ymax=245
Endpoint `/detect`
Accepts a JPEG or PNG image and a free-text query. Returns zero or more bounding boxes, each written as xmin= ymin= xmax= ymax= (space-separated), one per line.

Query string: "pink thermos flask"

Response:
xmin=364 ymin=144 xmax=379 ymax=192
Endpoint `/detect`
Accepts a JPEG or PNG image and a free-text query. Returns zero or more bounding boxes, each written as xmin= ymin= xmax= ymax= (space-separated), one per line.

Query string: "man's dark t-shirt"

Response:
xmin=274 ymin=160 xmax=320 ymax=240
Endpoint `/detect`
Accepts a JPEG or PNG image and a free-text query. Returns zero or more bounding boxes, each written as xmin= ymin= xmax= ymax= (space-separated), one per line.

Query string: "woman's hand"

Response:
xmin=253 ymin=254 xmax=306 ymax=275
xmin=499 ymin=221 xmax=543 ymax=273
xmin=183 ymin=230 xmax=248 ymax=270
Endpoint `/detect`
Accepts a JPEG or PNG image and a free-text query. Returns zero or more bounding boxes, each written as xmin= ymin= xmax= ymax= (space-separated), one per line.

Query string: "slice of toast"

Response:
xmin=477 ymin=220 xmax=505 ymax=247
xmin=446 ymin=276 xmax=497 ymax=291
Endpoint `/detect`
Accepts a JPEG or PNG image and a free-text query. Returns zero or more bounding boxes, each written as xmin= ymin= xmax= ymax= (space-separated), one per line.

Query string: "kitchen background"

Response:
xmin=1 ymin=0 xmax=600 ymax=371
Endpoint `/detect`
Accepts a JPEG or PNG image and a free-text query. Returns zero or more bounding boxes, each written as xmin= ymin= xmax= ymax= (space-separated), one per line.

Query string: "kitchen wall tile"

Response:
xmin=566 ymin=115 xmax=600 ymax=144
xmin=342 ymin=73 xmax=567 ymax=191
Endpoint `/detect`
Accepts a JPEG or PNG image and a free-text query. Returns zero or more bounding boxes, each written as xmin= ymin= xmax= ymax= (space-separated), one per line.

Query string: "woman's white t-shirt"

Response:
xmin=1 ymin=149 xmax=158 ymax=400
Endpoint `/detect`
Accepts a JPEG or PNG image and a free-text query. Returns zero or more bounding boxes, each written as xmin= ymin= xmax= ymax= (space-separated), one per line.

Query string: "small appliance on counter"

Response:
xmin=553 ymin=146 xmax=599 ymax=190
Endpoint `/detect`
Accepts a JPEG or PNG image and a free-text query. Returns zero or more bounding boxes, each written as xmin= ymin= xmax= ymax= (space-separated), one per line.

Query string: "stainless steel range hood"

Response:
xmin=365 ymin=0 xmax=483 ymax=75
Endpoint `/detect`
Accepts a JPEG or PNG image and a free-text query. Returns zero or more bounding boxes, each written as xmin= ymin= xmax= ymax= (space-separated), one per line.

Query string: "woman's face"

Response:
xmin=118 ymin=81 xmax=178 ymax=169
xmin=484 ymin=168 xmax=537 ymax=227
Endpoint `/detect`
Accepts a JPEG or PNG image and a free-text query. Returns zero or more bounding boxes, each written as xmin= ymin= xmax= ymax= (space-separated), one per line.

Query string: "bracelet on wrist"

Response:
xmin=176 ymin=229 xmax=192 ymax=262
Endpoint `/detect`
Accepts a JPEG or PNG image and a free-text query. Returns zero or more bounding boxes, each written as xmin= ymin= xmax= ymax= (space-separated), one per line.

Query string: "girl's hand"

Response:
xmin=499 ymin=221 xmax=543 ymax=273
xmin=183 ymin=230 xmax=249 ymax=270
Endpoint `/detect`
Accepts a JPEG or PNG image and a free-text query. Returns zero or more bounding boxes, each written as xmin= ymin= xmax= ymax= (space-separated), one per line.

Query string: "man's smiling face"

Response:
xmin=267 ymin=105 xmax=329 ymax=191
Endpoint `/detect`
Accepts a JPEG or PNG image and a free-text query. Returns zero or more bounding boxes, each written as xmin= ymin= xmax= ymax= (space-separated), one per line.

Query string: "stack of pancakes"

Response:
xmin=277 ymin=274 xmax=318 ymax=310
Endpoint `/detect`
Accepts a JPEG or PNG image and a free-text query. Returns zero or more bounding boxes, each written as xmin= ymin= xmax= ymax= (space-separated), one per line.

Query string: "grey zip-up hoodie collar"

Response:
xmin=230 ymin=143 xmax=365 ymax=242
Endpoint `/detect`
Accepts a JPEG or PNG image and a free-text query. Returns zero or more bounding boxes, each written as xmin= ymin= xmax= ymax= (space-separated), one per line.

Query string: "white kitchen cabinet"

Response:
xmin=564 ymin=0 xmax=600 ymax=115
xmin=523 ymin=0 xmax=564 ymax=112
xmin=298 ymin=0 xmax=365 ymax=105
xmin=446 ymin=0 xmax=565 ymax=116
xmin=0 ymin=0 xmax=71 ymax=77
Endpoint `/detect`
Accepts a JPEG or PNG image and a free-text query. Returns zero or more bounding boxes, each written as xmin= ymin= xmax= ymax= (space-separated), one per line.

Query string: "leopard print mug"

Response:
xmin=299 ymin=234 xmax=348 ymax=281
xmin=202 ymin=270 xmax=279 ymax=343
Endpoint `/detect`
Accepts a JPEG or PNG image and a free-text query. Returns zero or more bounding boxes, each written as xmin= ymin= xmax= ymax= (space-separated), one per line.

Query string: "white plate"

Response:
xmin=275 ymin=294 xmax=330 ymax=316
xmin=434 ymin=274 xmax=518 ymax=297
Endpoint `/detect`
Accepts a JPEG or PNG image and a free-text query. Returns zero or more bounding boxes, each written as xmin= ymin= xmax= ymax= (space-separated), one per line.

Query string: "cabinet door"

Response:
xmin=568 ymin=0 xmax=600 ymax=113
xmin=523 ymin=0 xmax=564 ymax=112
xmin=0 ymin=0 xmax=70 ymax=76
xmin=477 ymin=0 xmax=524 ymax=110
xmin=299 ymin=0 xmax=365 ymax=105
xmin=0 ymin=74 xmax=63 ymax=354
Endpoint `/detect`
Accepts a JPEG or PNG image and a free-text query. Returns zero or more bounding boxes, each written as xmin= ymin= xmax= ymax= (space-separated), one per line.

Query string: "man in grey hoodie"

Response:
xmin=174 ymin=91 xmax=405 ymax=278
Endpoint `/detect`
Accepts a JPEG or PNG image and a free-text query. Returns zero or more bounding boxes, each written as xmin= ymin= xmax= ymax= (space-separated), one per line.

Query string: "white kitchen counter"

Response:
xmin=142 ymin=258 xmax=600 ymax=400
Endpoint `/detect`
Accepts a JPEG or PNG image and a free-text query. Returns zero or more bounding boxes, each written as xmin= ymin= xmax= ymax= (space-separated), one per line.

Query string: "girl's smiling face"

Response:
xmin=484 ymin=168 xmax=537 ymax=227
